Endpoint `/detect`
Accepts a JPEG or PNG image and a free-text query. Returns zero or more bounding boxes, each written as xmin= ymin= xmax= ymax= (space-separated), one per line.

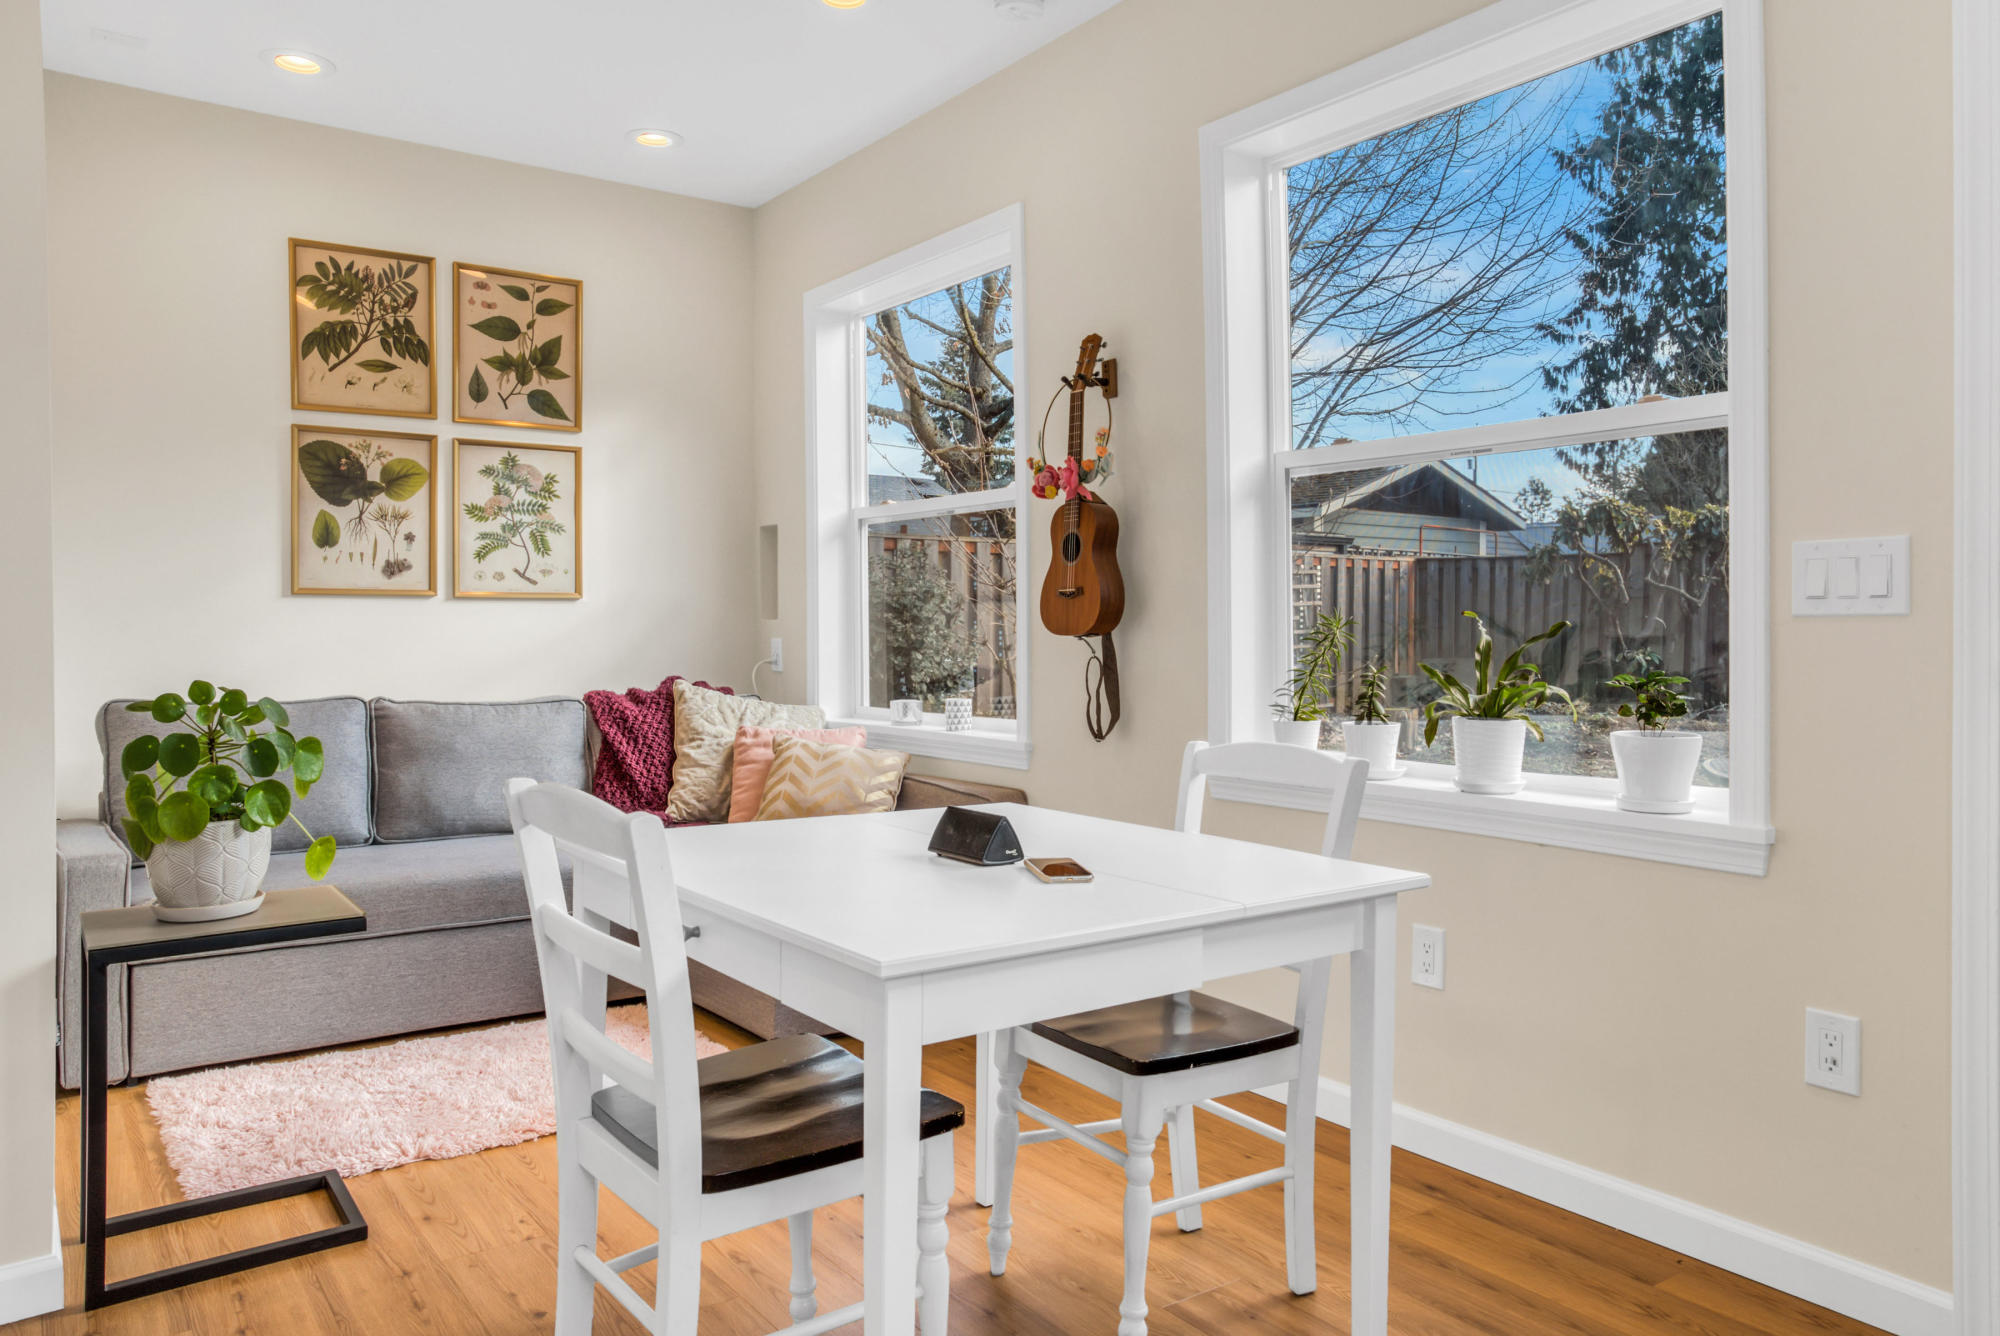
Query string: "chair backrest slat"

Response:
xmin=1175 ymin=739 xmax=1368 ymax=859
xmin=507 ymin=777 xmax=705 ymax=1211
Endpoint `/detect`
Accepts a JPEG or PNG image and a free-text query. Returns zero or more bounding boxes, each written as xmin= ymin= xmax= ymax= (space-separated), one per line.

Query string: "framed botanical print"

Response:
xmin=292 ymin=426 xmax=437 ymax=596
xmin=452 ymin=262 xmax=582 ymax=431
xmin=453 ymin=439 xmax=582 ymax=598
xmin=289 ymin=239 xmax=437 ymax=418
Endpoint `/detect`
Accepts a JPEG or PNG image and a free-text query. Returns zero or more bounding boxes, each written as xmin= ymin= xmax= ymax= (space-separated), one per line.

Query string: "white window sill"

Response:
xmin=829 ymin=717 xmax=1031 ymax=771
xmin=1207 ymin=762 xmax=1773 ymax=876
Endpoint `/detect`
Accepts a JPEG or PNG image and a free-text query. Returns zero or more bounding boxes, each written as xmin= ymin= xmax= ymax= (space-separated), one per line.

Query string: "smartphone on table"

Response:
xmin=1024 ymin=857 xmax=1093 ymax=884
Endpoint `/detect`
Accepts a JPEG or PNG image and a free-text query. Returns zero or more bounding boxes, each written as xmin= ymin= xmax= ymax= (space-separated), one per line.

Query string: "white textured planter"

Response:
xmin=1272 ymin=718 xmax=1322 ymax=748
xmin=1341 ymin=720 xmax=1404 ymax=780
xmin=145 ymin=820 xmax=272 ymax=922
xmin=1610 ymin=729 xmax=1703 ymax=814
xmin=1451 ymin=717 xmax=1527 ymax=794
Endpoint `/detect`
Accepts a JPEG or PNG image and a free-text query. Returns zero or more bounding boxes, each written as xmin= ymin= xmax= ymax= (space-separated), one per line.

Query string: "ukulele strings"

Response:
xmin=1033 ymin=371 xmax=1114 ymax=585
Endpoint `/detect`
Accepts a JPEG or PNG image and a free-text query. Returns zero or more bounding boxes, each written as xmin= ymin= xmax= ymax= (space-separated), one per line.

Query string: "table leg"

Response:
xmin=83 ymin=953 xmax=109 ymax=1310
xmin=863 ymin=979 xmax=922 ymax=1336
xmin=1348 ymin=896 xmax=1397 ymax=1336
xmin=974 ymin=1030 xmax=995 ymax=1206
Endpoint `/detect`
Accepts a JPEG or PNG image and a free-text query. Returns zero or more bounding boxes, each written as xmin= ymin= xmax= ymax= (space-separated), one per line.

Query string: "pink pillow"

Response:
xmin=727 ymin=725 xmax=867 ymax=821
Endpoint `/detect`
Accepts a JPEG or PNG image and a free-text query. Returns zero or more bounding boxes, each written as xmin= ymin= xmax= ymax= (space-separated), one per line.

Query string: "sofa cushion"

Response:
xmin=667 ymin=681 xmax=824 ymax=823
xmin=98 ymin=697 xmax=372 ymax=857
xmin=371 ymin=698 xmax=587 ymax=842
xmin=130 ymin=833 xmax=562 ymax=937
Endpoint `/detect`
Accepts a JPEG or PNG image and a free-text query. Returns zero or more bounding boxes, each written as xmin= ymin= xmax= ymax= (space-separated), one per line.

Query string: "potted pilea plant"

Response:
xmin=1420 ymin=612 xmax=1574 ymax=794
xmin=1340 ymin=662 xmax=1404 ymax=780
xmin=1271 ymin=611 xmax=1354 ymax=747
xmin=1607 ymin=670 xmax=1702 ymax=813
xmin=119 ymin=681 xmax=337 ymax=922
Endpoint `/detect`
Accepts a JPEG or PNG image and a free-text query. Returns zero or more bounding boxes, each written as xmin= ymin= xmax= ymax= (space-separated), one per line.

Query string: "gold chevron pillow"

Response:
xmin=752 ymin=735 xmax=909 ymax=821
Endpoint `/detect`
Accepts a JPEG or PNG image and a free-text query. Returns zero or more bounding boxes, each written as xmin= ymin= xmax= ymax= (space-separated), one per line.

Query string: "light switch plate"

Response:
xmin=1791 ymin=536 xmax=1909 ymax=616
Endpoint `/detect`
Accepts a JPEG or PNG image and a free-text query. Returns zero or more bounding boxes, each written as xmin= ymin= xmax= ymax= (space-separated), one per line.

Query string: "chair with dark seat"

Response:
xmin=507 ymin=779 xmax=960 ymax=1336
xmin=985 ymin=740 xmax=1368 ymax=1336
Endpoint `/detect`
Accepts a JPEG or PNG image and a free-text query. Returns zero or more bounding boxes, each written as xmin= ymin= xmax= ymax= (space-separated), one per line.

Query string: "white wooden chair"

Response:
xmin=506 ymin=779 xmax=961 ymax=1336
xmin=984 ymin=740 xmax=1368 ymax=1336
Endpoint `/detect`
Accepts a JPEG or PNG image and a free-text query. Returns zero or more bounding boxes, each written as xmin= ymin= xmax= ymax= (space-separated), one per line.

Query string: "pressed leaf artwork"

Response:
xmin=290 ymin=240 xmax=436 ymax=417
xmin=292 ymin=426 xmax=437 ymax=596
xmin=453 ymin=439 xmax=581 ymax=598
xmin=453 ymin=263 xmax=581 ymax=430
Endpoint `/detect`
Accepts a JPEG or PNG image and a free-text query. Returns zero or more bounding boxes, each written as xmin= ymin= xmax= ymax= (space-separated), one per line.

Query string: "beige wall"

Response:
xmin=0 ymin=0 xmax=57 ymax=1279
xmin=750 ymin=0 xmax=1954 ymax=1286
xmin=43 ymin=75 xmax=760 ymax=817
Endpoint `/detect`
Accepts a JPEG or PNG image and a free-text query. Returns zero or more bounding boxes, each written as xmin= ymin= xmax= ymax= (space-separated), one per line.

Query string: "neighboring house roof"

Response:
xmin=869 ymin=473 xmax=948 ymax=505
xmin=1291 ymin=460 xmax=1530 ymax=531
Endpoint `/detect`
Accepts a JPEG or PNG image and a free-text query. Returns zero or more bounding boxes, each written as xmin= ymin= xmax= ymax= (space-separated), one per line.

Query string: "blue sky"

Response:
xmin=864 ymin=270 xmax=1014 ymax=495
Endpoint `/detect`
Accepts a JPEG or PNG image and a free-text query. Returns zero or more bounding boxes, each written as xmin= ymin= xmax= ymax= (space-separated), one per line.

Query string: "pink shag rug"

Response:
xmin=145 ymin=1004 xmax=726 ymax=1198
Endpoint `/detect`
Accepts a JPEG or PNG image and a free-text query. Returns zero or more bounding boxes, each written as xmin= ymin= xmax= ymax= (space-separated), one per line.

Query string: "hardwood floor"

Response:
xmin=11 ymin=1010 xmax=1885 ymax=1336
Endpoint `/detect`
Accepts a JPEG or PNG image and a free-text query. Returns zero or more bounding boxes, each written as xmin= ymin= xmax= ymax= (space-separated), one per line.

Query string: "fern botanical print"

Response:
xmin=453 ymin=263 xmax=581 ymax=431
xmin=290 ymin=240 xmax=436 ymax=418
xmin=453 ymin=440 xmax=582 ymax=598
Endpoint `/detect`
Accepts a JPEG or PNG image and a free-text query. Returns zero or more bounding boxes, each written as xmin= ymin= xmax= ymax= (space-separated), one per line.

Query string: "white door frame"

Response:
xmin=1954 ymin=0 xmax=2000 ymax=1330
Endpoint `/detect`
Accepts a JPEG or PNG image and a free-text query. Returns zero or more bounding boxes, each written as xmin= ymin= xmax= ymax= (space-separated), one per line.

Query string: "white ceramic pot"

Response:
xmin=1341 ymin=720 xmax=1403 ymax=779
xmin=1272 ymin=718 xmax=1322 ymax=748
xmin=889 ymin=698 xmax=923 ymax=726
xmin=145 ymin=820 xmax=272 ymax=922
xmin=1451 ymin=717 xmax=1528 ymax=794
xmin=943 ymin=697 xmax=973 ymax=732
xmin=1610 ymin=729 xmax=1704 ymax=814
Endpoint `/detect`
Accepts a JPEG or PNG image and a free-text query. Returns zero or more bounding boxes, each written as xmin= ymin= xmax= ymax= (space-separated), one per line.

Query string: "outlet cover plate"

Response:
xmin=1805 ymin=1007 xmax=1861 ymax=1096
xmin=1412 ymin=924 xmax=1445 ymax=991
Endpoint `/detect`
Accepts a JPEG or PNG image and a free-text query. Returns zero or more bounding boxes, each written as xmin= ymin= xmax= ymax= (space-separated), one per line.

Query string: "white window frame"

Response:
xmin=1199 ymin=0 xmax=1772 ymax=874
xmin=803 ymin=204 xmax=1032 ymax=769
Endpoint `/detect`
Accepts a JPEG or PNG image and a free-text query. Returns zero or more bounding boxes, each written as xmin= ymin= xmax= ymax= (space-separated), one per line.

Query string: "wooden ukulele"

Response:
xmin=1039 ymin=334 xmax=1125 ymax=637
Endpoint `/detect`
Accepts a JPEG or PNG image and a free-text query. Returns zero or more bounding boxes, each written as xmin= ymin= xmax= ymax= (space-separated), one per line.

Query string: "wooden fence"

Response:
xmin=1293 ymin=545 xmax=1728 ymax=712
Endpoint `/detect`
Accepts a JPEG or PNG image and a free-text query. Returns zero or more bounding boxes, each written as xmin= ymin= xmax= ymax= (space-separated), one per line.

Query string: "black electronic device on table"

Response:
xmin=928 ymin=806 xmax=1024 ymax=866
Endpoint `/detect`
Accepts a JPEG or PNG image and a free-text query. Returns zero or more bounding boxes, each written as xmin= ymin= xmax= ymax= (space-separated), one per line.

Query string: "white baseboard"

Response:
xmin=0 ymin=1198 xmax=62 ymax=1326
xmin=1252 ymin=1078 xmax=1954 ymax=1336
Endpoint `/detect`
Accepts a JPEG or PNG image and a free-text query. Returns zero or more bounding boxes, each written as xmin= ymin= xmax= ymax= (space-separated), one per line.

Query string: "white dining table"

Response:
xmin=589 ymin=802 xmax=1427 ymax=1336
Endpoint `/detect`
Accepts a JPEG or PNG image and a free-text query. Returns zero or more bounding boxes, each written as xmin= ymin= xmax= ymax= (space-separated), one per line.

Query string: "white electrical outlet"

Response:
xmin=1805 ymin=1008 xmax=1861 ymax=1096
xmin=1411 ymin=924 xmax=1445 ymax=990
xmin=770 ymin=637 xmax=784 ymax=673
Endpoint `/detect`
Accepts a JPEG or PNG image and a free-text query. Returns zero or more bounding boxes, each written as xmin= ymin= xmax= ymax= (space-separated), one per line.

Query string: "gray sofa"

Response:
xmin=55 ymin=695 xmax=1024 ymax=1089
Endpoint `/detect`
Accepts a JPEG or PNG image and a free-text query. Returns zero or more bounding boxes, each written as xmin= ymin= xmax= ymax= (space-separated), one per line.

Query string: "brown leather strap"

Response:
xmin=1082 ymin=631 xmax=1121 ymax=741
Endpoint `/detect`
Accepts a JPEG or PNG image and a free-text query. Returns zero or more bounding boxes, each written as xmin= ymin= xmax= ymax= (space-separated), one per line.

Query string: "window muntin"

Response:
xmin=1291 ymin=433 xmax=1729 ymax=785
xmin=864 ymin=268 xmax=1016 ymax=498
xmin=865 ymin=510 xmax=1019 ymax=719
xmin=1286 ymin=12 xmax=1727 ymax=448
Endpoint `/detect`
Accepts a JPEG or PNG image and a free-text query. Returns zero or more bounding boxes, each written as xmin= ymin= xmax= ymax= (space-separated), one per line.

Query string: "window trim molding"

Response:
xmin=1199 ymin=0 xmax=1770 ymax=874
xmin=802 ymin=205 xmax=1032 ymax=770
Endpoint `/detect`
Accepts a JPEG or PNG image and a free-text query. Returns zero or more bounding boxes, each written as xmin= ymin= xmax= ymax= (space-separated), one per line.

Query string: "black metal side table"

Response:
xmin=81 ymin=885 xmax=370 ymax=1309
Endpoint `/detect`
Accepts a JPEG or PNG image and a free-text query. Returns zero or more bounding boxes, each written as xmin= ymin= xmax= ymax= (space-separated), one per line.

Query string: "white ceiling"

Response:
xmin=39 ymin=0 xmax=1124 ymax=207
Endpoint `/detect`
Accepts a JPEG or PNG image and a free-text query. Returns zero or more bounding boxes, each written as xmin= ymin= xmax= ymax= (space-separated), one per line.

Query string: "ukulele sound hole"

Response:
xmin=1061 ymin=532 xmax=1082 ymax=563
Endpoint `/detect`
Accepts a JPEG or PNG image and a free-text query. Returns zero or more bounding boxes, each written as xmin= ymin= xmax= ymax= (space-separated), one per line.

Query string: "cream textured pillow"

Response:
xmin=666 ymin=681 xmax=825 ymax=822
xmin=753 ymin=735 xmax=909 ymax=821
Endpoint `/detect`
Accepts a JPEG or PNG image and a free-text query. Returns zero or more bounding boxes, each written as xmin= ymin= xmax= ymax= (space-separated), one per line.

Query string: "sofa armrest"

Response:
xmin=896 ymin=773 xmax=1028 ymax=810
xmin=57 ymin=819 xmax=135 ymax=1089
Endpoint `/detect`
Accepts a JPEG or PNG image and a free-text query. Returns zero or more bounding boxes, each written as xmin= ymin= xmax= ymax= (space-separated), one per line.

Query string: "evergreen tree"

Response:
xmin=869 ymin=541 xmax=976 ymax=708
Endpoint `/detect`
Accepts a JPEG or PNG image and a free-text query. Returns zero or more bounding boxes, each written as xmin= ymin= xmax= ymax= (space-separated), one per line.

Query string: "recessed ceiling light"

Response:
xmin=631 ymin=129 xmax=680 ymax=148
xmin=823 ymin=0 xmax=867 ymax=8
xmin=266 ymin=49 xmax=333 ymax=76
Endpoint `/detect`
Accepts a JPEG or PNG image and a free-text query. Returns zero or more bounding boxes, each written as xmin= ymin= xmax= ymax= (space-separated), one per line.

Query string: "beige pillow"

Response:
xmin=666 ymin=681 xmax=825 ymax=822
xmin=753 ymin=735 xmax=910 ymax=821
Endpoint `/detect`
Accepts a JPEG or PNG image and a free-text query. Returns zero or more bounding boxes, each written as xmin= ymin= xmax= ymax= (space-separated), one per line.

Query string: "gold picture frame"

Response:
xmin=289 ymin=238 xmax=437 ymax=419
xmin=291 ymin=425 xmax=438 ymax=596
xmin=453 ymin=439 xmax=582 ymax=598
xmin=451 ymin=262 xmax=583 ymax=432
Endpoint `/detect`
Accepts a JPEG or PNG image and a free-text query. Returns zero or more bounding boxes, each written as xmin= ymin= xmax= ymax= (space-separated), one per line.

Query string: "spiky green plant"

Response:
xmin=1273 ymin=611 xmax=1355 ymax=722
xmin=1351 ymin=662 xmax=1393 ymax=725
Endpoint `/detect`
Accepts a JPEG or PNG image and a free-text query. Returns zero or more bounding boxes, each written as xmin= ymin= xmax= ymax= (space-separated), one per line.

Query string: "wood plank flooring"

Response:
xmin=8 ymin=1010 xmax=1886 ymax=1335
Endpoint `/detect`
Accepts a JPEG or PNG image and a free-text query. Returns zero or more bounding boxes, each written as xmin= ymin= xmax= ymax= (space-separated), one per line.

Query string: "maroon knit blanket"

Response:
xmin=583 ymin=676 xmax=732 ymax=818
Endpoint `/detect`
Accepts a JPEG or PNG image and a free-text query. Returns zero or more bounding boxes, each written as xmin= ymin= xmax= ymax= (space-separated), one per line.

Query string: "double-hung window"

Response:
xmin=805 ymin=206 xmax=1031 ymax=768
xmin=1202 ymin=1 xmax=1771 ymax=872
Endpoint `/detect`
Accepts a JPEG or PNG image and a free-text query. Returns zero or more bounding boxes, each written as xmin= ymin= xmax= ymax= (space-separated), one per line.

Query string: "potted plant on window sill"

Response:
xmin=1340 ymin=662 xmax=1404 ymax=780
xmin=1271 ymin=611 xmax=1353 ymax=747
xmin=1420 ymin=612 xmax=1574 ymax=795
xmin=119 ymin=681 xmax=338 ymax=922
xmin=1607 ymin=670 xmax=1701 ymax=813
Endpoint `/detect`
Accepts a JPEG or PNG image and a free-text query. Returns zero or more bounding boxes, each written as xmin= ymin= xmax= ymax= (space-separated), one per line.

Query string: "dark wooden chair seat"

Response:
xmin=1029 ymin=991 xmax=1301 ymax=1076
xmin=589 ymin=1033 xmax=965 ymax=1194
